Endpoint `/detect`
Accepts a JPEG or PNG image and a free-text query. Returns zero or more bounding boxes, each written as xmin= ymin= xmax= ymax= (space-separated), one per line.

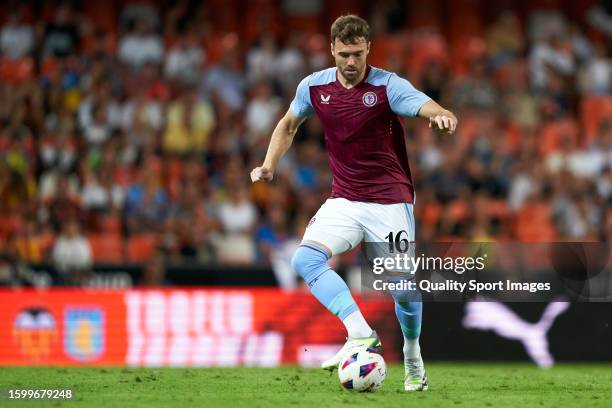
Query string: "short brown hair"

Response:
xmin=331 ymin=15 xmax=370 ymax=44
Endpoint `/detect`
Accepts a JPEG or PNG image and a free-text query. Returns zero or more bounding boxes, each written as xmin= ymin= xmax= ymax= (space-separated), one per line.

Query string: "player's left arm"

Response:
xmin=386 ymin=73 xmax=458 ymax=134
xmin=417 ymin=99 xmax=458 ymax=134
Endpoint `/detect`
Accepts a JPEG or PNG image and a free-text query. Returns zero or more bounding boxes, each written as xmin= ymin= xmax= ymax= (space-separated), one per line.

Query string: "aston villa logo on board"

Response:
xmin=64 ymin=308 xmax=105 ymax=361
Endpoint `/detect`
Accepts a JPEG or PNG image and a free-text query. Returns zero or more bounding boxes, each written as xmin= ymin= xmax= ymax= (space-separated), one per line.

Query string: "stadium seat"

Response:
xmin=449 ymin=35 xmax=487 ymax=75
xmin=515 ymin=202 xmax=556 ymax=242
xmin=406 ymin=0 xmax=442 ymax=31
xmin=455 ymin=114 xmax=479 ymax=149
xmin=113 ymin=165 xmax=136 ymax=188
xmin=0 ymin=214 xmax=23 ymax=238
xmin=0 ymin=57 xmax=34 ymax=83
xmin=41 ymin=57 xmax=59 ymax=77
xmin=205 ymin=34 xmax=231 ymax=65
xmin=82 ymin=1 xmax=116 ymax=34
xmin=326 ymin=0 xmax=365 ymax=27
xmin=486 ymin=200 xmax=510 ymax=219
xmin=286 ymin=15 xmax=322 ymax=35
xmin=539 ymin=119 xmax=579 ymax=156
xmin=242 ymin=0 xmax=282 ymax=41
xmin=126 ymin=234 xmax=159 ymax=263
xmin=39 ymin=230 xmax=55 ymax=256
xmin=504 ymin=123 xmax=523 ymax=153
xmin=166 ymin=158 xmax=184 ymax=200
xmin=405 ymin=32 xmax=448 ymax=79
xmin=448 ymin=12 xmax=484 ymax=39
xmin=209 ymin=0 xmax=240 ymax=33
xmin=100 ymin=214 xmax=122 ymax=235
xmin=524 ymin=0 xmax=563 ymax=13
xmin=87 ymin=234 xmax=124 ymax=263
xmin=421 ymin=202 xmax=442 ymax=227
xmin=81 ymin=30 xmax=117 ymax=54
xmin=15 ymin=236 xmax=45 ymax=263
xmin=366 ymin=35 xmax=406 ymax=71
xmin=448 ymin=200 xmax=470 ymax=222
xmin=580 ymin=96 xmax=612 ymax=145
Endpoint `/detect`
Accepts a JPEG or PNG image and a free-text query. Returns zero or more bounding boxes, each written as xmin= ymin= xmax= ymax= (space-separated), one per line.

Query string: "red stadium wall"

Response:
xmin=0 ymin=289 xmax=399 ymax=367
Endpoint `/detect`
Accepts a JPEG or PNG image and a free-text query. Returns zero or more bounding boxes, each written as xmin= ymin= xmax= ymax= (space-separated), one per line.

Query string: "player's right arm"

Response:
xmin=251 ymin=75 xmax=313 ymax=183
xmin=250 ymin=110 xmax=306 ymax=182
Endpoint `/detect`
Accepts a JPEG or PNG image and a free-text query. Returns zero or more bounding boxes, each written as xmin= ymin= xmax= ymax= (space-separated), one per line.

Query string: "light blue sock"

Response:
xmin=291 ymin=243 xmax=358 ymax=320
xmin=394 ymin=301 xmax=422 ymax=339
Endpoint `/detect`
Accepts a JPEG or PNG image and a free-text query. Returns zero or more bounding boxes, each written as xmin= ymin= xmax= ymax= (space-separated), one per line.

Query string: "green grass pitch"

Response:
xmin=1 ymin=363 xmax=611 ymax=407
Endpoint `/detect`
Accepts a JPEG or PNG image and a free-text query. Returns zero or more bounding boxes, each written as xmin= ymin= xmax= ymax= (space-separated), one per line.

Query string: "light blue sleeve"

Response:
xmin=289 ymin=75 xmax=314 ymax=118
xmin=386 ymin=74 xmax=431 ymax=117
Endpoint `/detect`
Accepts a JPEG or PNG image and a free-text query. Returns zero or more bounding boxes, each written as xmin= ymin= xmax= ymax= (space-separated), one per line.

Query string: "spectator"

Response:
xmin=120 ymin=88 xmax=164 ymax=146
xmin=165 ymin=28 xmax=205 ymax=85
xmin=51 ymin=219 xmax=92 ymax=284
xmin=546 ymin=133 xmax=600 ymax=178
xmin=125 ymin=171 xmax=169 ymax=233
xmin=578 ymin=43 xmax=612 ymax=95
xmin=42 ymin=4 xmax=80 ymax=57
xmin=118 ymin=19 xmax=164 ymax=69
xmin=246 ymin=35 xmax=278 ymax=83
xmin=0 ymin=9 xmax=35 ymax=58
xmin=38 ymin=128 xmax=78 ymax=174
xmin=123 ymin=61 xmax=170 ymax=100
xmin=211 ymin=185 xmax=257 ymax=264
xmin=245 ymin=81 xmax=282 ymax=146
xmin=500 ymin=63 xmax=539 ymax=131
xmin=81 ymin=169 xmax=111 ymax=212
xmin=270 ymin=216 xmax=306 ymax=290
xmin=162 ymin=87 xmax=216 ymax=155
xmin=199 ymin=48 xmax=246 ymax=111
xmin=15 ymin=219 xmax=49 ymax=264
xmin=587 ymin=1 xmax=612 ymax=38
xmin=38 ymin=171 xmax=79 ymax=212
xmin=216 ymin=186 xmax=257 ymax=234
xmin=596 ymin=166 xmax=612 ymax=200
xmin=120 ymin=2 xmax=160 ymax=32
xmin=487 ymin=11 xmax=524 ymax=68
xmin=452 ymin=56 xmax=498 ymax=110
xmin=420 ymin=60 xmax=448 ymax=102
xmin=83 ymin=101 xmax=112 ymax=146
xmin=168 ymin=181 xmax=208 ymax=223
xmin=528 ymin=31 xmax=575 ymax=91
xmin=275 ymin=32 xmax=307 ymax=94
xmin=140 ymin=249 xmax=167 ymax=286
xmin=292 ymin=141 xmax=321 ymax=191
xmin=255 ymin=205 xmax=290 ymax=263
xmin=0 ymin=148 xmax=36 ymax=213
xmin=0 ymin=234 xmax=43 ymax=287
xmin=177 ymin=220 xmax=217 ymax=263
xmin=508 ymin=161 xmax=545 ymax=212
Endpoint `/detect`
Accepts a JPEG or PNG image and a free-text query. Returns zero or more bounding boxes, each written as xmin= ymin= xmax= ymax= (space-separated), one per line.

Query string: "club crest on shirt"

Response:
xmin=362 ymin=91 xmax=377 ymax=107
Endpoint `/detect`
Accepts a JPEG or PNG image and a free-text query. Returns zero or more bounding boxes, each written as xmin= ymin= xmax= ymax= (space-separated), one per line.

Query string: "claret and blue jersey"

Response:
xmin=290 ymin=65 xmax=431 ymax=205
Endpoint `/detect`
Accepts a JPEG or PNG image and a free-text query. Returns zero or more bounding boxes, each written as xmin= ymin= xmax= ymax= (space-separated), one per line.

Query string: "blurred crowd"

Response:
xmin=0 ymin=0 xmax=611 ymax=286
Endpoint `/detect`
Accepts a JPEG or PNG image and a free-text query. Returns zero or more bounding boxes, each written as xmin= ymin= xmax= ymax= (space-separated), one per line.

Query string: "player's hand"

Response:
xmin=250 ymin=166 xmax=274 ymax=183
xmin=429 ymin=111 xmax=458 ymax=134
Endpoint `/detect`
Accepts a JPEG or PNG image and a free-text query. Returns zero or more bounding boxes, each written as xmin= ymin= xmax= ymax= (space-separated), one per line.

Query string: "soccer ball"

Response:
xmin=338 ymin=347 xmax=387 ymax=392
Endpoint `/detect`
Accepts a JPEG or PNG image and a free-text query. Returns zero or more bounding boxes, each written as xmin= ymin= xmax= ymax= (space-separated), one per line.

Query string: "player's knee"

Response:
xmin=291 ymin=245 xmax=329 ymax=284
xmin=390 ymin=284 xmax=421 ymax=304
xmin=395 ymin=300 xmax=422 ymax=317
